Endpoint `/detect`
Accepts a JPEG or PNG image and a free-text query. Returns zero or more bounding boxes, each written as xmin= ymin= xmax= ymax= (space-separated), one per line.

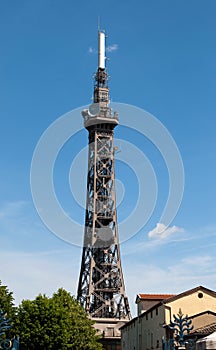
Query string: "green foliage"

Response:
xmin=0 ymin=280 xmax=17 ymax=339
xmin=0 ymin=280 xmax=16 ymax=319
xmin=15 ymin=288 xmax=102 ymax=350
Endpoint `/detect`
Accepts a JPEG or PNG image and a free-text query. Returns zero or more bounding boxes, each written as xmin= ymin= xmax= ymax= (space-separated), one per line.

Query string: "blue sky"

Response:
xmin=0 ymin=0 xmax=216 ymax=317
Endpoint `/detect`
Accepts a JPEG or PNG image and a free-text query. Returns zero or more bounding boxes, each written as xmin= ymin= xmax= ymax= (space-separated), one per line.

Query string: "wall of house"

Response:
xmin=121 ymin=318 xmax=139 ymax=350
xmin=140 ymin=305 xmax=166 ymax=350
xmin=121 ymin=306 xmax=166 ymax=350
xmin=137 ymin=300 xmax=162 ymax=316
xmin=165 ymin=290 xmax=216 ymax=324
xmin=121 ymin=288 xmax=216 ymax=350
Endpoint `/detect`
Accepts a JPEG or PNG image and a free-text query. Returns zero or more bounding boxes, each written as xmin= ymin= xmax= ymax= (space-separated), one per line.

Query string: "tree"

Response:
xmin=0 ymin=280 xmax=16 ymax=319
xmin=0 ymin=280 xmax=17 ymax=340
xmin=15 ymin=288 xmax=102 ymax=350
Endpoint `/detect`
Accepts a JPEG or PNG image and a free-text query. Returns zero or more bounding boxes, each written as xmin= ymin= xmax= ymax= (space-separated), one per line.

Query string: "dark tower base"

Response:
xmin=100 ymin=338 xmax=121 ymax=350
xmin=94 ymin=318 xmax=128 ymax=350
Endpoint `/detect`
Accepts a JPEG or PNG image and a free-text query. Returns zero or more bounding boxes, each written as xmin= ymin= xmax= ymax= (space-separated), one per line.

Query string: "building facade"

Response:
xmin=136 ymin=294 xmax=175 ymax=316
xmin=121 ymin=286 xmax=216 ymax=350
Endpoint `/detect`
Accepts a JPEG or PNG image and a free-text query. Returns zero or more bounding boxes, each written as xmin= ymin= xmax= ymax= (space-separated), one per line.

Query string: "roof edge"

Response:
xmin=162 ymin=286 xmax=216 ymax=304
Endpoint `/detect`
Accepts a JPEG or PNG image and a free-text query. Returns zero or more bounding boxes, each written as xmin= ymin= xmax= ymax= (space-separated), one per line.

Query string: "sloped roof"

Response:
xmin=121 ymin=286 xmax=216 ymax=331
xmin=136 ymin=286 xmax=216 ymax=305
xmin=137 ymin=293 xmax=175 ymax=301
xmin=191 ymin=323 xmax=216 ymax=336
xmin=162 ymin=286 xmax=216 ymax=304
xmin=138 ymin=286 xmax=216 ymax=318
xmin=190 ymin=310 xmax=216 ymax=319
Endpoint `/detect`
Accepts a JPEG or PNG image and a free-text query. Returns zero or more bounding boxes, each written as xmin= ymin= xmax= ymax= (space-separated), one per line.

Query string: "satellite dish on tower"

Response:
xmin=88 ymin=103 xmax=100 ymax=116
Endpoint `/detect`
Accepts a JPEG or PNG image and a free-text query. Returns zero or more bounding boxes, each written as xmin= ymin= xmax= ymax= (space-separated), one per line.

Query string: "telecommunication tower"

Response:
xmin=77 ymin=30 xmax=131 ymax=347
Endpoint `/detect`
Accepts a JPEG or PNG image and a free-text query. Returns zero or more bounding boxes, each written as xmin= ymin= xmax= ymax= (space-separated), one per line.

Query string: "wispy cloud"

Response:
xmin=123 ymin=254 xmax=216 ymax=316
xmin=148 ymin=223 xmax=184 ymax=239
xmin=88 ymin=44 xmax=118 ymax=54
xmin=0 ymin=200 xmax=26 ymax=219
xmin=0 ymin=250 xmax=80 ymax=304
xmin=0 ymin=200 xmax=40 ymax=240
xmin=106 ymin=44 xmax=118 ymax=52
xmin=88 ymin=47 xmax=96 ymax=54
xmin=0 ymin=201 xmax=81 ymax=305
xmin=182 ymin=255 xmax=214 ymax=267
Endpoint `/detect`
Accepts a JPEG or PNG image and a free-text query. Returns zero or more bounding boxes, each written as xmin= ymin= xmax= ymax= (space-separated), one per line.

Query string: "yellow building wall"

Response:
xmin=165 ymin=289 xmax=216 ymax=324
xmin=121 ymin=288 xmax=216 ymax=350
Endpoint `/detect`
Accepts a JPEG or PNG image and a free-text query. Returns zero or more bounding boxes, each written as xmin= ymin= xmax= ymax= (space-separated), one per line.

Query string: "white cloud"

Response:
xmin=148 ymin=223 xmax=184 ymax=239
xmin=3 ymin=246 xmax=212 ymax=316
xmin=106 ymin=44 xmax=118 ymax=52
xmin=123 ymin=253 xmax=216 ymax=316
xmin=0 ymin=200 xmax=26 ymax=219
xmin=0 ymin=249 xmax=80 ymax=305
xmin=88 ymin=47 xmax=96 ymax=54
xmin=88 ymin=44 xmax=118 ymax=54
xmin=182 ymin=255 xmax=214 ymax=267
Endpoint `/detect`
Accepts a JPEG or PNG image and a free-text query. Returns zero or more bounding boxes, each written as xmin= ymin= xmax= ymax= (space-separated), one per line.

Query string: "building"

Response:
xmin=136 ymin=294 xmax=176 ymax=316
xmin=121 ymin=286 xmax=216 ymax=350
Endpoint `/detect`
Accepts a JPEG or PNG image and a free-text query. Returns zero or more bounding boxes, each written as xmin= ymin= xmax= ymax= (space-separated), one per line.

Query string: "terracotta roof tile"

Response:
xmin=191 ymin=323 xmax=216 ymax=335
xmin=137 ymin=294 xmax=175 ymax=300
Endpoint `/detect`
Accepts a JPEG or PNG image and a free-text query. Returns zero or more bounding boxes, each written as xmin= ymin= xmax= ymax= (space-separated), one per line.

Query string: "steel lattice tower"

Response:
xmin=77 ymin=30 xmax=131 ymax=344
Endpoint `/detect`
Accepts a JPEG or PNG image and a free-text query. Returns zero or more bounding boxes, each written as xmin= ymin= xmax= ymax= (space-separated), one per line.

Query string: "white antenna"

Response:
xmin=98 ymin=29 xmax=106 ymax=69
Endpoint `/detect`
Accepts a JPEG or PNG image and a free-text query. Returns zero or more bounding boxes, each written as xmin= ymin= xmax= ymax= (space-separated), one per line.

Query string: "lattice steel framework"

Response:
xmin=77 ymin=31 xmax=131 ymax=322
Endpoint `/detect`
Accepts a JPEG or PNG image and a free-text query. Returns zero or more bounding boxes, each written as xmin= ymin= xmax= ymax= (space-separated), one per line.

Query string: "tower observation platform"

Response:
xmin=77 ymin=29 xmax=131 ymax=349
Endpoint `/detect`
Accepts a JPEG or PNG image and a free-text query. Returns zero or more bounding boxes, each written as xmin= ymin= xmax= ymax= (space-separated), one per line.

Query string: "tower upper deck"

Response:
xmin=82 ymin=104 xmax=119 ymax=129
xmin=82 ymin=30 xmax=118 ymax=129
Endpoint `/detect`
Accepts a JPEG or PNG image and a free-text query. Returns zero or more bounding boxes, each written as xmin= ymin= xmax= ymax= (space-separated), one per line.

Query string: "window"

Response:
xmin=151 ymin=333 xmax=153 ymax=349
xmin=156 ymin=307 xmax=158 ymax=316
xmin=106 ymin=328 xmax=114 ymax=337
